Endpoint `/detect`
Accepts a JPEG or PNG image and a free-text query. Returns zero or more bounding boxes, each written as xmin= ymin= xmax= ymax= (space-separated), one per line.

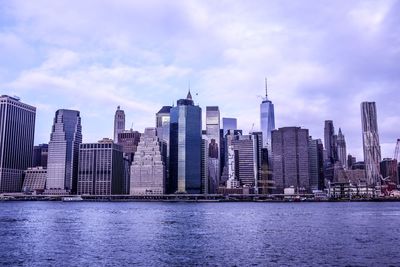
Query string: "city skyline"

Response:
xmin=0 ymin=1 xmax=399 ymax=160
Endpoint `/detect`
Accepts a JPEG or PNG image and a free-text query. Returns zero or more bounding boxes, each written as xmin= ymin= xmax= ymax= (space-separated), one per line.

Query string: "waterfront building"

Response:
xmin=114 ymin=106 xmax=125 ymax=142
xmin=46 ymin=109 xmax=82 ymax=194
xmin=0 ymin=95 xmax=36 ymax=193
xmin=130 ymin=128 xmax=165 ymax=195
xmin=260 ymin=79 xmax=275 ymax=150
xmin=324 ymin=120 xmax=336 ymax=163
xmin=206 ymin=106 xmax=221 ymax=193
xmin=272 ymin=127 xmax=310 ymax=193
xmin=22 ymin=167 xmax=47 ymax=193
xmin=222 ymin=118 xmax=237 ymax=136
xmin=169 ymin=91 xmax=202 ymax=194
xmin=77 ymin=138 xmax=124 ymax=195
xmin=156 ymin=106 xmax=172 ymax=180
xmin=336 ymin=128 xmax=347 ymax=169
xmin=32 ymin=144 xmax=48 ymax=168
xmin=361 ymin=102 xmax=382 ymax=186
xmin=309 ymin=138 xmax=325 ymax=191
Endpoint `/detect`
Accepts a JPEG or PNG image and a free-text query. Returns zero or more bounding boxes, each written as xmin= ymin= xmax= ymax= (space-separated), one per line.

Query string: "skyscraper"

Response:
xmin=114 ymin=106 xmax=125 ymax=142
xmin=324 ymin=120 xmax=336 ymax=163
xmin=272 ymin=127 xmax=310 ymax=193
xmin=308 ymin=138 xmax=325 ymax=191
xmin=46 ymin=109 xmax=82 ymax=194
xmin=206 ymin=106 xmax=220 ymax=193
xmin=130 ymin=128 xmax=165 ymax=195
xmin=361 ymin=102 xmax=381 ymax=186
xmin=260 ymin=79 xmax=275 ymax=150
xmin=117 ymin=129 xmax=141 ymax=162
xmin=169 ymin=91 xmax=202 ymax=194
xmin=77 ymin=138 xmax=124 ymax=195
xmin=156 ymin=106 xmax=172 ymax=190
xmin=336 ymin=128 xmax=347 ymax=169
xmin=0 ymin=95 xmax=36 ymax=193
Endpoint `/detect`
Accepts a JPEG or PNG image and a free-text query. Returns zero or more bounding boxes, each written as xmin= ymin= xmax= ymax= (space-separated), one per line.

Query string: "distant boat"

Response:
xmin=62 ymin=196 xmax=83 ymax=202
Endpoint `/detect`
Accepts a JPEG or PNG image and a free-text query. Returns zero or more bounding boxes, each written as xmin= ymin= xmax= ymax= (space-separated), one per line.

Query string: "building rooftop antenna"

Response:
xmin=265 ymin=77 xmax=268 ymax=99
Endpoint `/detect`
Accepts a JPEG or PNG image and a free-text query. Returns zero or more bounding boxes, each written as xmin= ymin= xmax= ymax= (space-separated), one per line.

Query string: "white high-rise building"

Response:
xmin=114 ymin=106 xmax=125 ymax=143
xmin=260 ymin=79 xmax=275 ymax=150
xmin=361 ymin=102 xmax=381 ymax=186
xmin=130 ymin=128 xmax=165 ymax=195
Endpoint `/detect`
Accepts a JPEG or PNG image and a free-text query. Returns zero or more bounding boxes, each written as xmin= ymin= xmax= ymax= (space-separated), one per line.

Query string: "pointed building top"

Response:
xmin=338 ymin=128 xmax=342 ymax=135
xmin=117 ymin=106 xmax=120 ymax=110
xmin=187 ymin=90 xmax=193 ymax=100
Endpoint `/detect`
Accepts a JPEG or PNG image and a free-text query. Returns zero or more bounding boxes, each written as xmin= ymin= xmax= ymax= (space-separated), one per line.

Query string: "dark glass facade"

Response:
xmin=169 ymin=95 xmax=202 ymax=194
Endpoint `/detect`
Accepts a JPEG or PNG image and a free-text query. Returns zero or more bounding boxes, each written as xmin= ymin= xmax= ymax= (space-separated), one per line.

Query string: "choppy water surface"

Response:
xmin=0 ymin=202 xmax=399 ymax=266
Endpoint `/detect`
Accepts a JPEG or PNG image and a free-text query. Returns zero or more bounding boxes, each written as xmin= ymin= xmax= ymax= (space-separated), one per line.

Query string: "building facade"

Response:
xmin=324 ymin=120 xmax=336 ymax=163
xmin=272 ymin=127 xmax=310 ymax=193
xmin=361 ymin=102 xmax=381 ymax=186
xmin=32 ymin=144 xmax=48 ymax=168
xmin=260 ymin=79 xmax=275 ymax=150
xmin=0 ymin=95 xmax=36 ymax=193
xmin=46 ymin=109 xmax=82 ymax=194
xmin=206 ymin=106 xmax=221 ymax=193
xmin=336 ymin=128 xmax=347 ymax=170
xmin=130 ymin=128 xmax=165 ymax=195
xmin=22 ymin=167 xmax=47 ymax=193
xmin=308 ymin=138 xmax=325 ymax=191
xmin=114 ymin=106 xmax=125 ymax=142
xmin=78 ymin=139 xmax=124 ymax=195
xmin=169 ymin=91 xmax=202 ymax=194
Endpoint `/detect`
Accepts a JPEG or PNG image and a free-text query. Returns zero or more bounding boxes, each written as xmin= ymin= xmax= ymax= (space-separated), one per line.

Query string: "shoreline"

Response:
xmin=1 ymin=194 xmax=400 ymax=203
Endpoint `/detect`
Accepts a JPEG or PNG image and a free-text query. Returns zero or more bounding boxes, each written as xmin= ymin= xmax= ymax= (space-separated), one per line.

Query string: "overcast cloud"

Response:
xmin=0 ymin=0 xmax=399 ymax=159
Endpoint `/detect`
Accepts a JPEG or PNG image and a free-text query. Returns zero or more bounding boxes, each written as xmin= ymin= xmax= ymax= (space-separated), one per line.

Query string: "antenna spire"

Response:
xmin=265 ymin=77 xmax=268 ymax=98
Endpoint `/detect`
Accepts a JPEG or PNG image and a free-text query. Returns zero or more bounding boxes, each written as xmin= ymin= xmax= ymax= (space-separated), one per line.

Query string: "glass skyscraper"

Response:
xmin=260 ymin=79 xmax=275 ymax=150
xmin=0 ymin=95 xmax=36 ymax=193
xmin=46 ymin=109 xmax=82 ymax=194
xmin=361 ymin=102 xmax=381 ymax=186
xmin=206 ymin=106 xmax=220 ymax=193
xmin=222 ymin=117 xmax=237 ymax=136
xmin=169 ymin=91 xmax=202 ymax=194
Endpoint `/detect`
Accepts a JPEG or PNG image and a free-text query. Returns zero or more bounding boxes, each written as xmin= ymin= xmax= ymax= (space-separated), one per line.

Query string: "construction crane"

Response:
xmin=394 ymin=139 xmax=400 ymax=162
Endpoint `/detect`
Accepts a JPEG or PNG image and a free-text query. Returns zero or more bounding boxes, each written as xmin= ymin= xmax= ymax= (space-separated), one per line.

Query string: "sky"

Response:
xmin=0 ymin=0 xmax=399 ymax=160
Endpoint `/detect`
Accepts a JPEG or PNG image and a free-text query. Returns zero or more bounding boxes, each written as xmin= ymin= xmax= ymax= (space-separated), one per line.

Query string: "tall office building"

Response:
xmin=206 ymin=106 xmax=221 ymax=193
xmin=201 ymin=137 xmax=209 ymax=194
xmin=221 ymin=129 xmax=242 ymax=189
xmin=231 ymin=134 xmax=260 ymax=189
xmin=46 ymin=109 xmax=82 ymax=194
xmin=156 ymin=106 xmax=172 ymax=189
xmin=361 ymin=102 xmax=381 ymax=186
xmin=222 ymin=118 xmax=237 ymax=136
xmin=308 ymin=138 xmax=325 ymax=191
xmin=336 ymin=128 xmax=347 ymax=169
xmin=77 ymin=138 xmax=124 ymax=195
xmin=130 ymin=128 xmax=165 ymax=195
xmin=260 ymin=79 xmax=275 ymax=150
xmin=272 ymin=127 xmax=310 ymax=193
xmin=0 ymin=95 xmax=36 ymax=193
xmin=169 ymin=91 xmax=202 ymax=194
xmin=324 ymin=120 xmax=336 ymax=163
xmin=32 ymin=144 xmax=49 ymax=168
xmin=114 ymin=106 xmax=125 ymax=142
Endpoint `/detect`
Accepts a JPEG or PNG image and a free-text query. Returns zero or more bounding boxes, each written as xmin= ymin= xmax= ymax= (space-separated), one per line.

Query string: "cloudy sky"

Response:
xmin=0 ymin=0 xmax=399 ymax=159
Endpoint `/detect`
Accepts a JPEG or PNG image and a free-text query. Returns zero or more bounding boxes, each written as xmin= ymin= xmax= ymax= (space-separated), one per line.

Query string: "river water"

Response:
xmin=0 ymin=202 xmax=399 ymax=266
